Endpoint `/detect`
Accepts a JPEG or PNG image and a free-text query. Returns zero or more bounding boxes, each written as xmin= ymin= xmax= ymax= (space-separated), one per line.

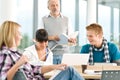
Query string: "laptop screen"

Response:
xmin=61 ymin=53 xmax=89 ymax=65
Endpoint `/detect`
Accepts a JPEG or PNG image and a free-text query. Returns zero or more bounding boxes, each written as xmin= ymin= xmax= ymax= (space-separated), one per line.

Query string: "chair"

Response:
xmin=101 ymin=70 xmax=120 ymax=80
xmin=13 ymin=70 xmax=27 ymax=80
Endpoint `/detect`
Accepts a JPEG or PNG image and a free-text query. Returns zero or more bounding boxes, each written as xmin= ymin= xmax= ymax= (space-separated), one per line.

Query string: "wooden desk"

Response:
xmin=103 ymin=65 xmax=120 ymax=70
xmin=44 ymin=65 xmax=120 ymax=79
xmin=44 ymin=71 xmax=101 ymax=79
xmin=82 ymin=73 xmax=101 ymax=79
xmin=44 ymin=65 xmax=101 ymax=79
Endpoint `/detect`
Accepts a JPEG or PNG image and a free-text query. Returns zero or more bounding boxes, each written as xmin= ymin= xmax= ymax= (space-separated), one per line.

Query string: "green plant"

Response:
xmin=18 ymin=34 xmax=33 ymax=50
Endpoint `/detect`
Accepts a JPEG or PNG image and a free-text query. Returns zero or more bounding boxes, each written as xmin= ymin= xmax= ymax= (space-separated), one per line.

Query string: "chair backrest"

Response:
xmin=101 ymin=70 xmax=120 ymax=80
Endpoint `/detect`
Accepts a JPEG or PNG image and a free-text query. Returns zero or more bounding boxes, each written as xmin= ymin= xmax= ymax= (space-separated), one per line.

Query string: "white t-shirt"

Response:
xmin=23 ymin=45 xmax=53 ymax=66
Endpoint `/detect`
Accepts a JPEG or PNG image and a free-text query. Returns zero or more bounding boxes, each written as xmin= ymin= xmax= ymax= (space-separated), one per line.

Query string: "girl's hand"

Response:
xmin=54 ymin=64 xmax=67 ymax=70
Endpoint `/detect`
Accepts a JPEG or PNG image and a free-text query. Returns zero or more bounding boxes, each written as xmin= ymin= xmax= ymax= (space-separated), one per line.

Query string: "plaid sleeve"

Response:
xmin=23 ymin=63 xmax=44 ymax=79
xmin=0 ymin=53 xmax=13 ymax=80
xmin=31 ymin=65 xmax=41 ymax=74
xmin=31 ymin=65 xmax=45 ymax=79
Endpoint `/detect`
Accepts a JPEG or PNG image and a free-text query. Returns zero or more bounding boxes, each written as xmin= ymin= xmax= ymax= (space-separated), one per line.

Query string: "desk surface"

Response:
xmin=44 ymin=65 xmax=120 ymax=79
xmin=44 ymin=70 xmax=101 ymax=79
xmin=82 ymin=73 xmax=101 ymax=79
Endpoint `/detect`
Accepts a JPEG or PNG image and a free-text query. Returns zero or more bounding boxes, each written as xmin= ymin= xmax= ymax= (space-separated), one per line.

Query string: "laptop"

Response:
xmin=61 ymin=53 xmax=89 ymax=65
xmin=49 ymin=53 xmax=89 ymax=80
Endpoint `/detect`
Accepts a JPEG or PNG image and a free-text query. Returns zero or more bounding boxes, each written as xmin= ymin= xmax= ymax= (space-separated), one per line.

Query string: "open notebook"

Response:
xmin=62 ymin=53 xmax=89 ymax=65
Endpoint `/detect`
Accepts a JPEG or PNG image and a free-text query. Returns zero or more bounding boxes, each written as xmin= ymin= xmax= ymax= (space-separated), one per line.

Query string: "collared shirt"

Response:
xmin=48 ymin=13 xmax=64 ymax=18
xmin=0 ymin=46 xmax=45 ymax=80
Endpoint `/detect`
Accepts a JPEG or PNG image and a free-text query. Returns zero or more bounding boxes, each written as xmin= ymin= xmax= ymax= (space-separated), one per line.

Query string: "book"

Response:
xmin=69 ymin=31 xmax=79 ymax=38
xmin=48 ymin=41 xmax=58 ymax=50
xmin=49 ymin=31 xmax=79 ymax=50
xmin=56 ymin=33 xmax=69 ymax=45
xmin=49 ymin=34 xmax=68 ymax=50
xmin=56 ymin=31 xmax=79 ymax=46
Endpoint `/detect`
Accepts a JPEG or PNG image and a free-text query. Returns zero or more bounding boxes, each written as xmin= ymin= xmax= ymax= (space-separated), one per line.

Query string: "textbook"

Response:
xmin=56 ymin=33 xmax=69 ymax=45
xmin=56 ymin=31 xmax=79 ymax=45
xmin=49 ymin=31 xmax=79 ymax=50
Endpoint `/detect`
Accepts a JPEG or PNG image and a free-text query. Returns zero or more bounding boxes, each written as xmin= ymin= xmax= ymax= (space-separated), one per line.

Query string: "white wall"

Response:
xmin=0 ymin=0 xmax=17 ymax=24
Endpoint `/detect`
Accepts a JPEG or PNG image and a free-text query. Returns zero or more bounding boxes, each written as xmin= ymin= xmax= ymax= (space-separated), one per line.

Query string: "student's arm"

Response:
xmin=7 ymin=55 xmax=28 ymax=80
xmin=41 ymin=64 xmax=67 ymax=74
xmin=48 ymin=35 xmax=60 ymax=41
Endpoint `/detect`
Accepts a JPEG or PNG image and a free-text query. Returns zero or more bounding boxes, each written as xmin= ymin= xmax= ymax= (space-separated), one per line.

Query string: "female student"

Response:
xmin=0 ymin=21 xmax=84 ymax=80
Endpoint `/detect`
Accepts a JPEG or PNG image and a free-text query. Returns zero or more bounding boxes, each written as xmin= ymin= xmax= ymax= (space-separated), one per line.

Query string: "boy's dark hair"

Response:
xmin=35 ymin=29 xmax=48 ymax=42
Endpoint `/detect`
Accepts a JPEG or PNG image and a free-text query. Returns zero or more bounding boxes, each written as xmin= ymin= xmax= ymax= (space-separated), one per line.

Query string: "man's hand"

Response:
xmin=68 ymin=38 xmax=77 ymax=43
